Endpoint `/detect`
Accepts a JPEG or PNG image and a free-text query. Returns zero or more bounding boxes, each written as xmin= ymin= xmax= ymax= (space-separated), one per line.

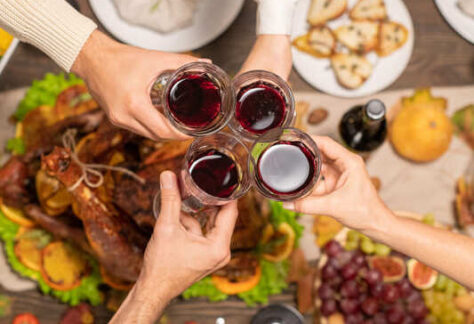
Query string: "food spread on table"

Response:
xmin=293 ymin=0 xmax=409 ymax=89
xmin=0 ymin=28 xmax=13 ymax=58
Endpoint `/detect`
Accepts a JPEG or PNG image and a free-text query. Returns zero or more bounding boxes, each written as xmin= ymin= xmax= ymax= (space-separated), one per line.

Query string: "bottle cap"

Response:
xmin=251 ymin=304 xmax=304 ymax=324
xmin=365 ymin=99 xmax=386 ymax=120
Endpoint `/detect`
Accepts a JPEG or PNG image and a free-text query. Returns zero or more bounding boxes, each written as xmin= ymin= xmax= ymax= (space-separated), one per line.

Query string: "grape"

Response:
xmin=386 ymin=304 xmax=405 ymax=323
xmin=322 ymin=263 xmax=337 ymax=280
xmin=374 ymin=243 xmax=391 ymax=256
xmin=352 ymin=250 xmax=366 ymax=267
xmin=401 ymin=316 xmax=415 ymax=324
xmin=373 ymin=313 xmax=388 ymax=324
xmin=339 ymin=298 xmax=360 ymax=314
xmin=317 ymin=283 xmax=334 ymax=300
xmin=345 ymin=240 xmax=359 ymax=251
xmin=363 ymin=320 xmax=375 ymax=324
xmin=370 ymin=282 xmax=384 ymax=298
xmin=358 ymin=293 xmax=368 ymax=303
xmin=347 ymin=230 xmax=360 ymax=242
xmin=361 ymin=239 xmax=375 ymax=254
xmin=325 ymin=240 xmax=343 ymax=257
xmin=327 ymin=275 xmax=343 ymax=289
xmin=406 ymin=289 xmax=423 ymax=303
xmin=422 ymin=213 xmax=435 ymax=226
xmin=341 ymin=280 xmax=359 ymax=298
xmin=358 ymin=282 xmax=368 ymax=295
xmin=396 ymin=278 xmax=414 ymax=298
xmin=341 ymin=263 xmax=358 ymax=280
xmin=337 ymin=250 xmax=354 ymax=268
xmin=453 ymin=309 xmax=465 ymax=323
xmin=415 ymin=319 xmax=430 ymax=324
xmin=434 ymin=274 xmax=447 ymax=291
xmin=361 ymin=297 xmax=379 ymax=315
xmin=365 ymin=269 xmax=383 ymax=286
xmin=320 ymin=299 xmax=337 ymax=316
xmin=345 ymin=313 xmax=364 ymax=324
xmin=444 ymin=279 xmax=456 ymax=297
xmin=382 ymin=284 xmax=400 ymax=303
xmin=407 ymin=299 xmax=428 ymax=319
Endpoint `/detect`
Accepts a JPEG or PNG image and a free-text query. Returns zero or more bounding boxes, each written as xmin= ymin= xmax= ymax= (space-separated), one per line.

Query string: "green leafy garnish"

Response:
xmin=14 ymin=73 xmax=83 ymax=121
xmin=6 ymin=138 xmax=25 ymax=155
xmin=182 ymin=277 xmax=228 ymax=302
xmin=0 ymin=210 xmax=103 ymax=306
xmin=268 ymin=201 xmax=304 ymax=247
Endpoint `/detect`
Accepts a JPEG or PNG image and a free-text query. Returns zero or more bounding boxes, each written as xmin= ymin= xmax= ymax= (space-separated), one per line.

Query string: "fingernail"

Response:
xmin=160 ymin=172 xmax=175 ymax=189
xmin=282 ymin=202 xmax=295 ymax=210
xmin=197 ymin=58 xmax=212 ymax=63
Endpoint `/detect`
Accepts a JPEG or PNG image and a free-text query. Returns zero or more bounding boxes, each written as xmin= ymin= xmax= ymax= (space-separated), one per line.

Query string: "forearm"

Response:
xmin=238 ymin=35 xmax=292 ymax=80
xmin=110 ymin=278 xmax=171 ymax=324
xmin=0 ymin=0 xmax=96 ymax=71
xmin=365 ymin=207 xmax=474 ymax=290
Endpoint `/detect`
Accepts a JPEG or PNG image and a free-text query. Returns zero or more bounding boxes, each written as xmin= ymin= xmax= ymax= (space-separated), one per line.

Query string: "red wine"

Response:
xmin=236 ymin=82 xmax=286 ymax=134
xmin=257 ymin=141 xmax=316 ymax=195
xmin=167 ymin=73 xmax=221 ymax=127
xmin=189 ymin=149 xmax=239 ymax=198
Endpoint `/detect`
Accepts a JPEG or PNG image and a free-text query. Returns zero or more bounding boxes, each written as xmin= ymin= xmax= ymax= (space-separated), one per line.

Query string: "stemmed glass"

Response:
xmin=153 ymin=133 xmax=252 ymax=219
xmin=249 ymin=127 xmax=321 ymax=202
xmin=228 ymin=70 xmax=296 ymax=142
xmin=150 ymin=62 xmax=235 ymax=136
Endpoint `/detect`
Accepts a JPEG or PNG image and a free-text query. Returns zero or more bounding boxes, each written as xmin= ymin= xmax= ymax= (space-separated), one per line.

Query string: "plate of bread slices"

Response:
xmin=291 ymin=0 xmax=414 ymax=97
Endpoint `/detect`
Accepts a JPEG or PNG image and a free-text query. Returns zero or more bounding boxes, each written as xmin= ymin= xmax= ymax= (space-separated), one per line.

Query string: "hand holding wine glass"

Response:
xmin=282 ymin=136 xmax=390 ymax=232
xmin=110 ymin=171 xmax=238 ymax=324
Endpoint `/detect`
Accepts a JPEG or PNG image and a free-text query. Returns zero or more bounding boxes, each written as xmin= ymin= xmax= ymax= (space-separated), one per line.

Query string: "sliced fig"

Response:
xmin=407 ymin=258 xmax=438 ymax=289
xmin=368 ymin=256 xmax=406 ymax=283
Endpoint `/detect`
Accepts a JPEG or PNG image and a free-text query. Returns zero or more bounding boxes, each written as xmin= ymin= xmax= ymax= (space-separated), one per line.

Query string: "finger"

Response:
xmin=283 ymin=194 xmax=335 ymax=215
xmin=180 ymin=213 xmax=203 ymax=235
xmin=136 ymin=109 xmax=190 ymax=141
xmin=158 ymin=171 xmax=181 ymax=225
xmin=313 ymin=164 xmax=340 ymax=194
xmin=110 ymin=115 xmax=159 ymax=140
xmin=207 ymin=201 xmax=238 ymax=245
xmin=313 ymin=136 xmax=362 ymax=170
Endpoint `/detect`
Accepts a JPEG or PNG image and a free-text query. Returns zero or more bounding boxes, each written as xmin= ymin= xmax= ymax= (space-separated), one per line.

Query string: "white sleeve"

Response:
xmin=0 ymin=0 xmax=97 ymax=72
xmin=255 ymin=0 xmax=299 ymax=35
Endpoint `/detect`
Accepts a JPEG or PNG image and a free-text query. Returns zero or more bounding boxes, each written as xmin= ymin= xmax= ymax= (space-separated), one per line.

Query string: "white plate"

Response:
xmin=0 ymin=38 xmax=19 ymax=75
xmin=434 ymin=0 xmax=474 ymax=44
xmin=89 ymin=0 xmax=245 ymax=52
xmin=291 ymin=0 xmax=414 ymax=98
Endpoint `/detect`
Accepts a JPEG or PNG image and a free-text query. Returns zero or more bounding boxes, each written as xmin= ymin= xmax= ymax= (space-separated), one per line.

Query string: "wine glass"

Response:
xmin=228 ymin=70 xmax=296 ymax=142
xmin=249 ymin=127 xmax=321 ymax=202
xmin=153 ymin=132 xmax=252 ymax=219
xmin=150 ymin=62 xmax=235 ymax=136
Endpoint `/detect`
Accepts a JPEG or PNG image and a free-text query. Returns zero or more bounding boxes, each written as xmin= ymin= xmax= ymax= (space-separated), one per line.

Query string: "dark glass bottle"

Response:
xmin=339 ymin=99 xmax=387 ymax=152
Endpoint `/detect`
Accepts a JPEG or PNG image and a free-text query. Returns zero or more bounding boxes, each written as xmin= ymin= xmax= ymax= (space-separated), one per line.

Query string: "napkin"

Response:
xmin=114 ymin=0 xmax=197 ymax=33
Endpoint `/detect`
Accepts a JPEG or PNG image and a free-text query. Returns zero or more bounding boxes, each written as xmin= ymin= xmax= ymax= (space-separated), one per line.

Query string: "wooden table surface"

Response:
xmin=0 ymin=0 xmax=473 ymax=323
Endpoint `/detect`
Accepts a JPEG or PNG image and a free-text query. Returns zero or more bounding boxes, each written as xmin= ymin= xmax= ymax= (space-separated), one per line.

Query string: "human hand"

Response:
xmin=283 ymin=136 xmax=391 ymax=232
xmin=72 ymin=30 xmax=208 ymax=140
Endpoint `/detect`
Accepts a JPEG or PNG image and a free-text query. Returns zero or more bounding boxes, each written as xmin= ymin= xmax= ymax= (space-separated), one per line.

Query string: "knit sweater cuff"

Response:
xmin=0 ymin=0 xmax=97 ymax=71
xmin=255 ymin=0 xmax=298 ymax=35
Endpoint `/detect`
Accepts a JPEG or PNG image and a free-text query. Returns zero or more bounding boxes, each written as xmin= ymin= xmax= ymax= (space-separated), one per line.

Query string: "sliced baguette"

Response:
xmin=334 ymin=20 xmax=379 ymax=53
xmin=308 ymin=0 xmax=347 ymax=26
xmin=293 ymin=26 xmax=336 ymax=58
xmin=331 ymin=53 xmax=373 ymax=89
xmin=377 ymin=21 xmax=409 ymax=56
xmin=350 ymin=0 xmax=387 ymax=21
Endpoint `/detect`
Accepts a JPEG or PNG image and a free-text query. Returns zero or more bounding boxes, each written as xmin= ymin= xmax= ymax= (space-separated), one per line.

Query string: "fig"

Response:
xmin=368 ymin=256 xmax=406 ymax=283
xmin=407 ymin=259 xmax=438 ymax=289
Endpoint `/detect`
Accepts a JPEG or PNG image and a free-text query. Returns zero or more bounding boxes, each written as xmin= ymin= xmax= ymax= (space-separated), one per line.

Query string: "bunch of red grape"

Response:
xmin=318 ymin=240 xmax=429 ymax=324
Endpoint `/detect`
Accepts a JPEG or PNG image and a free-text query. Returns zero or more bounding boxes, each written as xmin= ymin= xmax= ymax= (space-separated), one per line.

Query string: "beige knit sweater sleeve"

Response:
xmin=0 ymin=0 xmax=97 ymax=72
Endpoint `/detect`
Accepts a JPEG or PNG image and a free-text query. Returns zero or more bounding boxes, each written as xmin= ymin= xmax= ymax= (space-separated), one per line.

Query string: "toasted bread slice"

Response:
xmin=350 ymin=0 xmax=387 ymax=21
xmin=377 ymin=21 xmax=409 ymax=56
xmin=331 ymin=53 xmax=373 ymax=89
xmin=308 ymin=0 xmax=347 ymax=26
xmin=292 ymin=26 xmax=336 ymax=58
xmin=334 ymin=21 xmax=379 ymax=53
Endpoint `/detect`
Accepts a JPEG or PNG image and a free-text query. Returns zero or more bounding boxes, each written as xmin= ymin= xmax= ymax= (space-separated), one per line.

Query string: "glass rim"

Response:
xmin=184 ymin=132 xmax=253 ymax=203
xmin=161 ymin=62 xmax=235 ymax=137
xmin=248 ymin=127 xmax=321 ymax=202
xmin=228 ymin=70 xmax=296 ymax=142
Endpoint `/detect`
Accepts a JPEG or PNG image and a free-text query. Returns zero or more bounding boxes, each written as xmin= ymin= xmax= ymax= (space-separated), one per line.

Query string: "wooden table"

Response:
xmin=0 ymin=1 xmax=473 ymax=323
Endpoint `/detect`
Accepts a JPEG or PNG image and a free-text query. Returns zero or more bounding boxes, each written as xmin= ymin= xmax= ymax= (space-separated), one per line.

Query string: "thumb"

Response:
xmin=158 ymin=171 xmax=182 ymax=225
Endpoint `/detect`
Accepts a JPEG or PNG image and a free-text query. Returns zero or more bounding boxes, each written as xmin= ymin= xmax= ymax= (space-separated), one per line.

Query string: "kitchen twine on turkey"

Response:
xmin=62 ymin=128 xmax=145 ymax=191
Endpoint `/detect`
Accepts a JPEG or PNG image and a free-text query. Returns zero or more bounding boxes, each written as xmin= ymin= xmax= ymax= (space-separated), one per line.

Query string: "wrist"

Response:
xmin=71 ymin=30 xmax=118 ymax=80
xmin=360 ymin=201 xmax=396 ymax=241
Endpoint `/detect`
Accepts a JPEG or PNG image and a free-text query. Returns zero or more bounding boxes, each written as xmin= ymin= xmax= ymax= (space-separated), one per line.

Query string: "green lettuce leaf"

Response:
xmin=268 ymin=200 xmax=304 ymax=247
xmin=0 ymin=210 xmax=102 ymax=306
xmin=182 ymin=276 xmax=228 ymax=302
xmin=14 ymin=73 xmax=83 ymax=121
xmin=6 ymin=138 xmax=25 ymax=155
